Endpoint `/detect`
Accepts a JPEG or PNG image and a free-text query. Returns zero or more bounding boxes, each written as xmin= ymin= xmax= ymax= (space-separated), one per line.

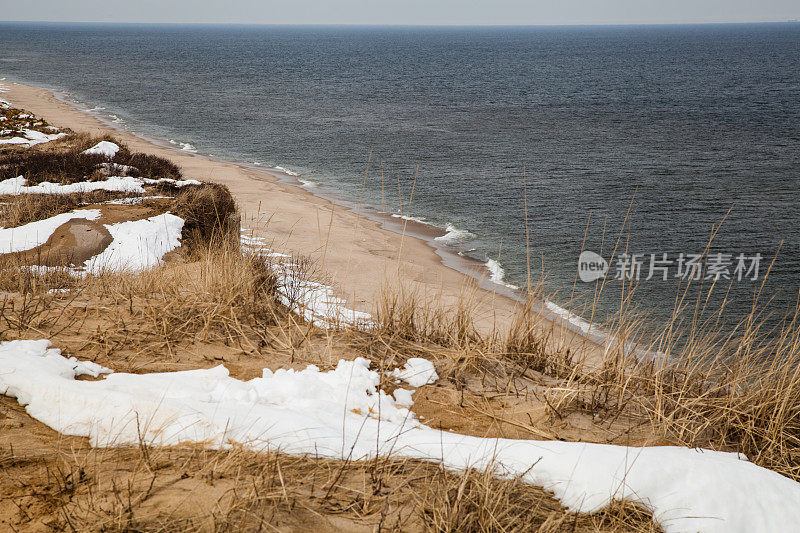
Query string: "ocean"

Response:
xmin=1 ymin=22 xmax=798 ymax=338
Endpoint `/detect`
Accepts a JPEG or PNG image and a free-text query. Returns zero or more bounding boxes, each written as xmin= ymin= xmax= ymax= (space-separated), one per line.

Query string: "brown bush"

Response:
xmin=172 ymin=182 xmax=239 ymax=254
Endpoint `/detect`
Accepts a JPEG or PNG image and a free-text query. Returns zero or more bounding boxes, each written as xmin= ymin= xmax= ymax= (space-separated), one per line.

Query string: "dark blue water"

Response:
xmin=2 ymin=22 xmax=798 ymax=336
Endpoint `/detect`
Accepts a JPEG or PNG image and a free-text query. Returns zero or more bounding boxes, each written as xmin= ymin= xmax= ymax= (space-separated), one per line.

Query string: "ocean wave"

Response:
xmin=109 ymin=114 xmax=123 ymax=124
xmin=169 ymin=139 xmax=197 ymax=152
xmin=391 ymin=213 xmax=427 ymax=224
xmin=275 ymin=165 xmax=299 ymax=177
xmin=544 ymin=301 xmax=601 ymax=336
xmin=434 ymin=224 xmax=475 ymax=245
xmin=485 ymin=258 xmax=520 ymax=290
xmin=87 ymin=106 xmax=105 ymax=112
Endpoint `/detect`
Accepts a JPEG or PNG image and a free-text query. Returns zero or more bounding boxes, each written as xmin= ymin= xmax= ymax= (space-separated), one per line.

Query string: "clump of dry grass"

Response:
xmin=374 ymin=286 xmax=483 ymax=350
xmin=172 ymin=182 xmax=239 ymax=255
xmin=638 ymin=310 xmax=800 ymax=479
xmin=79 ymin=245 xmax=283 ymax=354
xmin=0 ymin=242 xmax=283 ymax=352
xmin=121 ymin=151 xmax=182 ymax=180
xmin=0 ymin=190 xmax=130 ymax=227
xmin=417 ymin=462 xmax=658 ymax=533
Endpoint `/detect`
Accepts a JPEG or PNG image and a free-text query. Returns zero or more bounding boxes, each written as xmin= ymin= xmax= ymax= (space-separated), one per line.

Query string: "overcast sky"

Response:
xmin=2 ymin=0 xmax=798 ymax=26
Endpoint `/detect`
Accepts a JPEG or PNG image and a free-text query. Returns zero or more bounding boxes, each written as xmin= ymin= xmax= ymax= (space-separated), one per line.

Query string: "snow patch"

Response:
xmin=272 ymin=262 xmax=373 ymax=328
xmin=0 ymin=176 xmax=200 ymax=196
xmin=103 ymin=196 xmax=173 ymax=206
xmin=391 ymin=358 xmax=438 ymax=387
xmin=141 ymin=177 xmax=202 ymax=187
xmin=82 ymin=213 xmax=184 ymax=273
xmin=2 ymin=339 xmax=800 ymax=533
xmin=0 ymin=129 xmax=66 ymax=147
xmin=0 ymin=176 xmax=146 ymax=195
xmin=240 ymin=228 xmax=371 ymax=328
xmin=97 ymin=162 xmax=137 ymax=175
xmin=82 ymin=141 xmax=119 ymax=158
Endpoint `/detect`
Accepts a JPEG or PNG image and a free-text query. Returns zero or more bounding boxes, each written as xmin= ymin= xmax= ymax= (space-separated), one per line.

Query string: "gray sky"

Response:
xmin=1 ymin=0 xmax=798 ymax=26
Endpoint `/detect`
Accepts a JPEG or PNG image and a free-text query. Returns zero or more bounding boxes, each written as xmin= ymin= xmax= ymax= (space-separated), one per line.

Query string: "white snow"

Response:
xmin=96 ymin=162 xmax=137 ymax=175
xmin=82 ymin=141 xmax=119 ymax=158
xmin=273 ymin=262 xmax=373 ymax=328
xmin=103 ymin=196 xmax=173 ymax=206
xmin=240 ymin=227 xmax=372 ymax=328
xmin=391 ymin=358 xmax=438 ymax=387
xmin=0 ymin=129 xmax=66 ymax=147
xmin=0 ymin=176 xmax=201 ymax=196
xmin=0 ymin=176 xmax=147 ymax=195
xmin=2 ymin=340 xmax=799 ymax=533
xmin=141 ymin=177 xmax=203 ymax=188
xmin=0 ymin=209 xmax=102 ymax=253
xmin=82 ymin=213 xmax=184 ymax=273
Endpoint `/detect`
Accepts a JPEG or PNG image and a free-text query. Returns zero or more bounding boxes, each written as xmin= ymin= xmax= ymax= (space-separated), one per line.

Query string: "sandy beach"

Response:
xmin=1 ymin=80 xmax=602 ymax=360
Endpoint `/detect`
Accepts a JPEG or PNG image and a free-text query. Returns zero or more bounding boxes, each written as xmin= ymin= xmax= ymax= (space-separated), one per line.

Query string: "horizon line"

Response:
xmin=2 ymin=20 xmax=799 ymax=28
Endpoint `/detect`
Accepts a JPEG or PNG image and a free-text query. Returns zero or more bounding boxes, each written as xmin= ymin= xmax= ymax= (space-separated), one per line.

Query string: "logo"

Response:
xmin=578 ymin=250 xmax=608 ymax=282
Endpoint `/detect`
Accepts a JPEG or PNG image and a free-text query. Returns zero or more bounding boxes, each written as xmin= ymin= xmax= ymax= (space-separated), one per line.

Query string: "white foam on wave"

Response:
xmin=168 ymin=139 xmax=197 ymax=152
xmin=391 ymin=213 xmax=427 ymax=224
xmin=275 ymin=165 xmax=315 ymax=187
xmin=434 ymin=224 xmax=475 ymax=245
xmin=485 ymin=258 xmax=520 ymax=290
xmin=275 ymin=165 xmax=299 ymax=177
xmin=545 ymin=301 xmax=601 ymax=337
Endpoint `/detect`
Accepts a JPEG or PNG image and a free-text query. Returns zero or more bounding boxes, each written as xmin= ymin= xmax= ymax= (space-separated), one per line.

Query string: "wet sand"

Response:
xmin=1 ymin=80 xmax=604 ymax=361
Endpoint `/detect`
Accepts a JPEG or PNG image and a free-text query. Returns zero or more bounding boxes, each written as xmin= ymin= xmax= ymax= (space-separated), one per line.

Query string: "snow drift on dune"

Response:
xmin=1 ymin=339 xmax=799 ymax=533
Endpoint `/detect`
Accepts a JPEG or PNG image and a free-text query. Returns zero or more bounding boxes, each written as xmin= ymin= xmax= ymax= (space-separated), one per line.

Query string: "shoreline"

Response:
xmin=1 ymin=78 xmax=608 ymax=360
xmin=53 ymin=85 xmax=527 ymax=302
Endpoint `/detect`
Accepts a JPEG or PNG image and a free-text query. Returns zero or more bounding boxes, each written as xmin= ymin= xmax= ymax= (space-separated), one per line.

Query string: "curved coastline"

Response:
xmin=3 ymin=76 xmax=614 ymax=358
